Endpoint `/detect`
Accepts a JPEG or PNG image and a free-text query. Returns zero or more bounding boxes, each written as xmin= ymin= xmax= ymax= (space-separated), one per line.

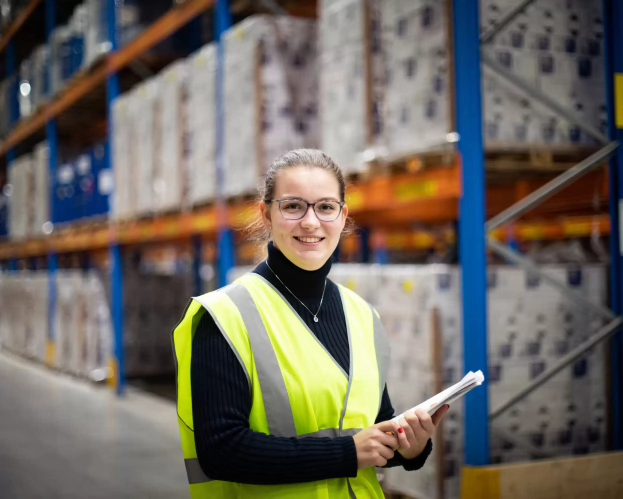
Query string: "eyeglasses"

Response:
xmin=271 ymin=198 xmax=345 ymax=222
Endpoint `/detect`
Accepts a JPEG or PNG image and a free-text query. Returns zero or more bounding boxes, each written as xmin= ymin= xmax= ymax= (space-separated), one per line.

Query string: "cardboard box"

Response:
xmin=135 ymin=77 xmax=160 ymax=216
xmin=224 ymin=15 xmax=320 ymax=196
xmin=156 ymin=60 xmax=188 ymax=213
xmin=187 ymin=43 xmax=217 ymax=206
xmin=32 ymin=142 xmax=51 ymax=236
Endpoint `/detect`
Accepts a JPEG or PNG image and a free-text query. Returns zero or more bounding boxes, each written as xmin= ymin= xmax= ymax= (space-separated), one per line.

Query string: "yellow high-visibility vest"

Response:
xmin=172 ymin=273 xmax=390 ymax=498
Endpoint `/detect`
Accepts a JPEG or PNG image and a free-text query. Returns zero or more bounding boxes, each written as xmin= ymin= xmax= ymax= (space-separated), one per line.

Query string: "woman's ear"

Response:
xmin=260 ymin=201 xmax=272 ymax=229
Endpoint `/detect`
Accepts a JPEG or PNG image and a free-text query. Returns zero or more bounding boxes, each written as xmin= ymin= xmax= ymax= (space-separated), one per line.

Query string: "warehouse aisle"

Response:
xmin=0 ymin=352 xmax=188 ymax=499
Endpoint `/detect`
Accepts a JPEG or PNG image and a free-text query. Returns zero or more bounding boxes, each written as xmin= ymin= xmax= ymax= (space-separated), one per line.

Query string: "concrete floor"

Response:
xmin=0 ymin=351 xmax=189 ymax=499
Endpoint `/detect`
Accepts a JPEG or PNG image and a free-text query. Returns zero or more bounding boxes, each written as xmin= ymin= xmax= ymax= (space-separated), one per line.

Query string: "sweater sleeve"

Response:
xmin=376 ymin=385 xmax=433 ymax=471
xmin=191 ymin=311 xmax=359 ymax=485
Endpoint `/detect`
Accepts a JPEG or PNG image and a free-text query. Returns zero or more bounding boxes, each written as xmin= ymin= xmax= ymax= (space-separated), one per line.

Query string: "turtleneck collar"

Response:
xmin=262 ymin=241 xmax=332 ymax=300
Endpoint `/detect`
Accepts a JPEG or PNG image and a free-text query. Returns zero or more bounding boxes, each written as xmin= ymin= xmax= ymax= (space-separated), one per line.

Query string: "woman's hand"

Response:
xmin=353 ymin=420 xmax=410 ymax=469
xmin=396 ymin=405 xmax=450 ymax=460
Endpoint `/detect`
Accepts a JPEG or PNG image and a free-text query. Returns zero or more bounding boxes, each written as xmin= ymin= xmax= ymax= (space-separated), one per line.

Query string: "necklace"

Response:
xmin=265 ymin=261 xmax=326 ymax=323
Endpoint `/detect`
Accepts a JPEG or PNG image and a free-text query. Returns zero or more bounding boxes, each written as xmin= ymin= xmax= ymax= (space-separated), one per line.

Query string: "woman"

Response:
xmin=173 ymin=149 xmax=449 ymax=498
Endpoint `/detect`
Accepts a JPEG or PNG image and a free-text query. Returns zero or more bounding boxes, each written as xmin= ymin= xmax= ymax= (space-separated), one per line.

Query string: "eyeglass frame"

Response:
xmin=269 ymin=197 xmax=346 ymax=222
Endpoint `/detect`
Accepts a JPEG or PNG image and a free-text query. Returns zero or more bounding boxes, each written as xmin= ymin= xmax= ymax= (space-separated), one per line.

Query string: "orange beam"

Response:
xmin=0 ymin=0 xmax=215 ymax=160
xmin=0 ymin=0 xmax=42 ymax=55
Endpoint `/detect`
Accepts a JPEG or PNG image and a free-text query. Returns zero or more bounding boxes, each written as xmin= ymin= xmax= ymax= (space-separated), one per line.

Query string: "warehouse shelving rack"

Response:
xmin=0 ymin=0 xmax=621 ymax=476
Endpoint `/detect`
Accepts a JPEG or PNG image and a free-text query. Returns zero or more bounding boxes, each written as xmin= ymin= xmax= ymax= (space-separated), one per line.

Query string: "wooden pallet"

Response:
xmin=486 ymin=144 xmax=601 ymax=175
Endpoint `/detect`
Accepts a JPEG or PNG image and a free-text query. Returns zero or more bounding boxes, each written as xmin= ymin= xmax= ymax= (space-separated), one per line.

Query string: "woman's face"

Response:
xmin=261 ymin=166 xmax=348 ymax=271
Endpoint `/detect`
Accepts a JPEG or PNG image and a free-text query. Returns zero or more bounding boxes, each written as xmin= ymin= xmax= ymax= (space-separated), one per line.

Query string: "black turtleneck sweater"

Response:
xmin=191 ymin=242 xmax=432 ymax=485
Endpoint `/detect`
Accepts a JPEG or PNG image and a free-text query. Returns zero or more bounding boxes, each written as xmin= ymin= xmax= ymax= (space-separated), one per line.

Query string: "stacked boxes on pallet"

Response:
xmin=327 ymin=263 xmax=607 ymax=499
xmin=0 ymin=273 xmax=49 ymax=364
xmin=187 ymin=43 xmax=217 ymax=206
xmin=157 ymin=60 xmax=190 ymax=214
xmin=112 ymin=14 xmax=318 ymax=216
xmin=319 ymin=0 xmax=606 ymax=173
xmin=0 ymin=270 xmax=114 ymax=381
xmin=223 ymin=15 xmax=320 ymax=197
xmin=7 ymin=153 xmax=36 ymax=240
xmin=481 ymin=0 xmax=606 ymax=147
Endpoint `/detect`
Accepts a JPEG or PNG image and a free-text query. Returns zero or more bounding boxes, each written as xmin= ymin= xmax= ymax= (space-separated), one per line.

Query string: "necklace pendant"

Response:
xmin=313 ymin=316 xmax=319 ymax=323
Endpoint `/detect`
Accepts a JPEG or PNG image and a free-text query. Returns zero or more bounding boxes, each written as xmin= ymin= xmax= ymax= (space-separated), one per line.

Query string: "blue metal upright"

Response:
xmin=604 ymin=0 xmax=623 ymax=451
xmin=45 ymin=0 xmax=60 ymax=367
xmin=453 ymin=0 xmax=490 ymax=465
xmin=215 ymin=0 xmax=234 ymax=288
xmin=106 ymin=0 xmax=125 ymax=395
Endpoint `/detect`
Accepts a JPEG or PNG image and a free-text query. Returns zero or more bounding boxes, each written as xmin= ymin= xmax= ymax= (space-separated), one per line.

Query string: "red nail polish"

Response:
xmin=398 ymin=428 xmax=404 ymax=434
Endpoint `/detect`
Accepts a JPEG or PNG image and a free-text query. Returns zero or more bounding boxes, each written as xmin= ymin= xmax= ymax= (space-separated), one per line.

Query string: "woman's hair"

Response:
xmin=243 ymin=149 xmax=355 ymax=250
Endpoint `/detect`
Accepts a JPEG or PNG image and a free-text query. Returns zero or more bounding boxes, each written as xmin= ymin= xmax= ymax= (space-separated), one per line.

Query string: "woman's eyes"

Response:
xmin=283 ymin=202 xmax=304 ymax=211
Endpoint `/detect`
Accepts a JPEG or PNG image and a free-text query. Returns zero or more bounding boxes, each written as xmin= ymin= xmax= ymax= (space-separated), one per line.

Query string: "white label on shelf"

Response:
xmin=58 ymin=165 xmax=74 ymax=184
xmin=76 ymin=155 xmax=91 ymax=175
xmin=98 ymin=169 xmax=114 ymax=195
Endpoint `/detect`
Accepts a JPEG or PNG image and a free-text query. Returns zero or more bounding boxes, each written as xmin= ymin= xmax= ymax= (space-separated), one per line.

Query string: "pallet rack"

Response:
xmin=0 ymin=0 xmax=621 ymax=477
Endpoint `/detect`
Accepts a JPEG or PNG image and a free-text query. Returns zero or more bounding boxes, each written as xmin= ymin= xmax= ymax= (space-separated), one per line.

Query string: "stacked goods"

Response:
xmin=328 ymin=263 xmax=608 ymax=499
xmin=481 ymin=0 xmax=606 ymax=147
xmin=32 ymin=142 xmax=51 ymax=237
xmin=0 ymin=272 xmax=49 ymax=363
xmin=134 ymin=77 xmax=160 ymax=217
xmin=7 ymin=153 xmax=33 ymax=240
xmin=111 ymin=93 xmax=136 ymax=220
xmin=155 ymin=60 xmax=189 ymax=213
xmin=187 ymin=43 xmax=217 ymax=206
xmin=319 ymin=0 xmax=606 ymax=173
xmin=224 ymin=15 xmax=320 ymax=197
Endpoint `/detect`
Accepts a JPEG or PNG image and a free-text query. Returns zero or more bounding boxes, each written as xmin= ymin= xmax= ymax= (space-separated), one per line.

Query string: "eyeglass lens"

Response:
xmin=279 ymin=199 xmax=342 ymax=221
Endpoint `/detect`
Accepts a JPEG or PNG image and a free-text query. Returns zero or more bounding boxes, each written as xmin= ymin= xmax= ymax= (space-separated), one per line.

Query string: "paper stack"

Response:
xmin=392 ymin=370 xmax=485 ymax=421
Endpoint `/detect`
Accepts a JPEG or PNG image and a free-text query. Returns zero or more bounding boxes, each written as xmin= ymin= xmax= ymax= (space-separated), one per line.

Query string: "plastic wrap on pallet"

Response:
xmin=84 ymin=271 xmax=114 ymax=381
xmin=135 ymin=77 xmax=160 ymax=216
xmin=111 ymin=93 xmax=135 ymax=220
xmin=382 ymin=0 xmax=451 ymax=157
xmin=0 ymin=272 xmax=49 ymax=362
xmin=224 ymin=15 xmax=319 ymax=198
xmin=8 ymin=154 xmax=34 ymax=241
xmin=481 ymin=0 xmax=606 ymax=147
xmin=326 ymin=262 xmax=609 ymax=499
xmin=187 ymin=43 xmax=217 ymax=206
xmin=32 ymin=142 xmax=51 ymax=237
xmin=320 ymin=0 xmax=371 ymax=174
xmin=155 ymin=60 xmax=189 ymax=213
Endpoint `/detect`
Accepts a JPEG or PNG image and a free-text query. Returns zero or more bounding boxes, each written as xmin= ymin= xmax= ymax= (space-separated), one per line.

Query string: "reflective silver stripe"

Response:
xmin=337 ymin=286 xmax=355 ymax=433
xmin=252 ymin=274 xmax=348 ymax=378
xmin=371 ymin=305 xmax=390 ymax=411
xmin=225 ymin=283 xmax=298 ymax=438
xmin=301 ymin=428 xmax=361 ymax=438
xmin=185 ymin=459 xmax=212 ymax=485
